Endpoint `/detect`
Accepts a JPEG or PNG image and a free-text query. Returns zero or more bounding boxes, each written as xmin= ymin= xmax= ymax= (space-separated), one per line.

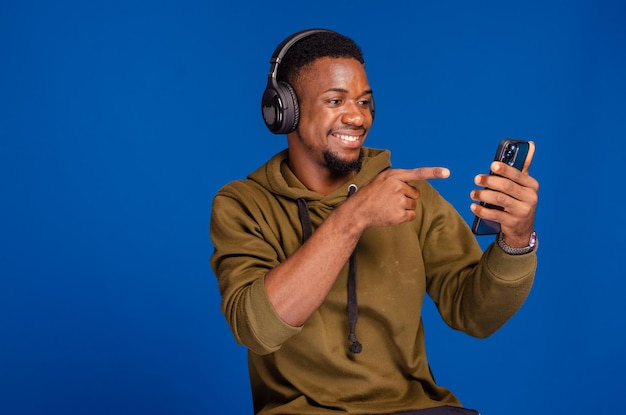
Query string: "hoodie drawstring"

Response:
xmin=295 ymin=183 xmax=362 ymax=355
xmin=296 ymin=198 xmax=313 ymax=244
xmin=346 ymin=184 xmax=362 ymax=354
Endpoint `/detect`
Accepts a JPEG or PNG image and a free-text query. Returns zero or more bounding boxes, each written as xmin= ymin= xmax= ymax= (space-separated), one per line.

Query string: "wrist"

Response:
xmin=497 ymin=231 xmax=538 ymax=255
xmin=333 ymin=200 xmax=367 ymax=240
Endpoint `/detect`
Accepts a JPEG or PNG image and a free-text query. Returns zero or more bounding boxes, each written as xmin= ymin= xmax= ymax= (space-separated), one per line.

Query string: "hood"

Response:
xmin=247 ymin=147 xmax=392 ymax=203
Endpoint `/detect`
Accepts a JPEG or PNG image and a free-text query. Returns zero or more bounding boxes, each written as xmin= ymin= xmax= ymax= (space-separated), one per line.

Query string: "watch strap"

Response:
xmin=497 ymin=231 xmax=537 ymax=255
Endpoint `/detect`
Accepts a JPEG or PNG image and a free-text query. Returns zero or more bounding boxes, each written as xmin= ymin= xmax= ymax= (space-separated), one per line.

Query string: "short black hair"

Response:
xmin=277 ymin=31 xmax=365 ymax=86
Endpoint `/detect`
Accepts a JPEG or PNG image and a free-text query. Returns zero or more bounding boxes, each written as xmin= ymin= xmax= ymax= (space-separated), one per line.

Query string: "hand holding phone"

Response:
xmin=471 ymin=139 xmax=534 ymax=235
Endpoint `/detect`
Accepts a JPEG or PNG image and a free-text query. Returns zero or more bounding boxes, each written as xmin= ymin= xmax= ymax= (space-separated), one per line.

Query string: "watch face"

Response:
xmin=529 ymin=231 xmax=537 ymax=248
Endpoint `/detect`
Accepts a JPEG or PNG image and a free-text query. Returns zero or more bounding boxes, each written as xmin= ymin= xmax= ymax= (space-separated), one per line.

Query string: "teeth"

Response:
xmin=335 ymin=134 xmax=359 ymax=142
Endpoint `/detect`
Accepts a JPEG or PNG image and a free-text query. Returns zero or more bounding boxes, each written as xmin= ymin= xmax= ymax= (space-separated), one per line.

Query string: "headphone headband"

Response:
xmin=267 ymin=28 xmax=334 ymax=81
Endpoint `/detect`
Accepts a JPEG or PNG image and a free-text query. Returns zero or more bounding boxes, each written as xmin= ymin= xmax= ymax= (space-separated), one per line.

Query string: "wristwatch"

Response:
xmin=497 ymin=231 xmax=538 ymax=255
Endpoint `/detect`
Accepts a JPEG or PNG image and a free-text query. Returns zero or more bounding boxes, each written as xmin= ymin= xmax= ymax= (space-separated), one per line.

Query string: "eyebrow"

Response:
xmin=323 ymin=87 xmax=374 ymax=96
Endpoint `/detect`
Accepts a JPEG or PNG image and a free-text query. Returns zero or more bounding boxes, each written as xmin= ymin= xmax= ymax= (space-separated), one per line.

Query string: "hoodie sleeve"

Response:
xmin=417 ymin=181 xmax=537 ymax=339
xmin=210 ymin=183 xmax=302 ymax=355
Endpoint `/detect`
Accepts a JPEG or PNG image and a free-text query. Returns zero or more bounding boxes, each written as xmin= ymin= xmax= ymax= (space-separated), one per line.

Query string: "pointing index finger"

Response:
xmin=391 ymin=167 xmax=450 ymax=182
xmin=409 ymin=167 xmax=450 ymax=181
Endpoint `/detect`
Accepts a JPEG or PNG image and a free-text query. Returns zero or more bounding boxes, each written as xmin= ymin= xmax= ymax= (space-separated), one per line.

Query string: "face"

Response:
xmin=288 ymin=56 xmax=373 ymax=177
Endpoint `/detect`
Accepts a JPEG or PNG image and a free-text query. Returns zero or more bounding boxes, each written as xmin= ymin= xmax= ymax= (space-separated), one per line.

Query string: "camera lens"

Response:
xmin=502 ymin=144 xmax=517 ymax=165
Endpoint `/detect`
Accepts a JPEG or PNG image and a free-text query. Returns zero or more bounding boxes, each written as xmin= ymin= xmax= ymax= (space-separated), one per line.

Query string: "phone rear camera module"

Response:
xmin=504 ymin=144 xmax=517 ymax=166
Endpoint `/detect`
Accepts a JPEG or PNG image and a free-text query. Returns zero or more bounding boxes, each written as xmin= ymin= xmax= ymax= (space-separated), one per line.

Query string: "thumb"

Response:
xmin=521 ymin=141 xmax=535 ymax=174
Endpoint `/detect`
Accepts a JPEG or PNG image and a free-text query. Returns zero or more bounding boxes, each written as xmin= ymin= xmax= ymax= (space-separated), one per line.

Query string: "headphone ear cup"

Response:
xmin=280 ymin=82 xmax=300 ymax=133
xmin=261 ymin=85 xmax=281 ymax=134
xmin=261 ymin=81 xmax=300 ymax=135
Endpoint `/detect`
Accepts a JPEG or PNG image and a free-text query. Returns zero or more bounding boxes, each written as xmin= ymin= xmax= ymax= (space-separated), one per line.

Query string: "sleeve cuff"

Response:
xmin=245 ymin=277 xmax=302 ymax=353
xmin=485 ymin=242 xmax=537 ymax=282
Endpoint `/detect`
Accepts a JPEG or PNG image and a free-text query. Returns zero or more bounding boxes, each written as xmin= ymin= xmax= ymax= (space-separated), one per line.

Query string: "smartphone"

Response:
xmin=471 ymin=139 xmax=531 ymax=235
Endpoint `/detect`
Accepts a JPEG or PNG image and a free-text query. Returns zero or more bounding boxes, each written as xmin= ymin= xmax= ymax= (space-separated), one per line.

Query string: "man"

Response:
xmin=210 ymin=28 xmax=538 ymax=414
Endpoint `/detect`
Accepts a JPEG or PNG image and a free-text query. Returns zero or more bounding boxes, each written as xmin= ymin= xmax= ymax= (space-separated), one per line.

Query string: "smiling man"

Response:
xmin=210 ymin=29 xmax=539 ymax=415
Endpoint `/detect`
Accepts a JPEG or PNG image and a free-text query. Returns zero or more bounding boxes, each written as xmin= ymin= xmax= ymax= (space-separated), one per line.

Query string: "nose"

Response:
xmin=341 ymin=101 xmax=367 ymax=126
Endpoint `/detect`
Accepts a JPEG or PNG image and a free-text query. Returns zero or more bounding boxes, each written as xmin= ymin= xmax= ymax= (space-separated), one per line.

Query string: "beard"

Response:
xmin=324 ymin=149 xmax=364 ymax=175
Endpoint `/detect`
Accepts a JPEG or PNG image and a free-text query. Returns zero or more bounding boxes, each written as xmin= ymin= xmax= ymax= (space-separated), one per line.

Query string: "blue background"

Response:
xmin=1 ymin=1 xmax=624 ymax=414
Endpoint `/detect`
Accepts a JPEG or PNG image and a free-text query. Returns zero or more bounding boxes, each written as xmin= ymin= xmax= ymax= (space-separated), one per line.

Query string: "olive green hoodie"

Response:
xmin=210 ymin=147 xmax=536 ymax=414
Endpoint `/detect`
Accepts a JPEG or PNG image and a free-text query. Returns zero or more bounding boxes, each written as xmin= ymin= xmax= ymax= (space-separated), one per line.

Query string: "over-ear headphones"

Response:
xmin=261 ymin=28 xmax=375 ymax=135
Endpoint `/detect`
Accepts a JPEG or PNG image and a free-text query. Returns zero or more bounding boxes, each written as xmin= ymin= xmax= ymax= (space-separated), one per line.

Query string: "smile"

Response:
xmin=333 ymin=133 xmax=361 ymax=142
